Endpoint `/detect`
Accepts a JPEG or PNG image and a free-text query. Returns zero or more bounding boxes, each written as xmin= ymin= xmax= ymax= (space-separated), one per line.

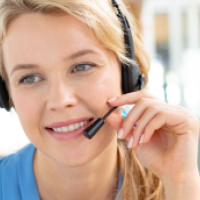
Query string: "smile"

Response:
xmin=52 ymin=120 xmax=90 ymax=133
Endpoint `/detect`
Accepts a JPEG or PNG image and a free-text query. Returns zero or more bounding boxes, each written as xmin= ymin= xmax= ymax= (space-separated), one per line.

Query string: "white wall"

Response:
xmin=0 ymin=108 xmax=30 ymax=156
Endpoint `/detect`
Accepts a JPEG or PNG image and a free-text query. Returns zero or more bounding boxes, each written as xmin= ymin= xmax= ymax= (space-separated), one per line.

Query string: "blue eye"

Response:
xmin=19 ymin=74 xmax=41 ymax=84
xmin=73 ymin=63 xmax=95 ymax=72
xmin=18 ymin=63 xmax=95 ymax=85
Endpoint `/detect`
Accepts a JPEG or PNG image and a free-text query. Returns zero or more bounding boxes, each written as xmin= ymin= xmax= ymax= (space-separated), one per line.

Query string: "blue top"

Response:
xmin=0 ymin=109 xmax=127 ymax=200
xmin=0 ymin=144 xmax=123 ymax=200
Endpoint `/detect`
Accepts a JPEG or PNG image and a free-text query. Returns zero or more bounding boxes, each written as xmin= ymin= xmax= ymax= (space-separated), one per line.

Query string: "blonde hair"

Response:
xmin=0 ymin=0 xmax=164 ymax=199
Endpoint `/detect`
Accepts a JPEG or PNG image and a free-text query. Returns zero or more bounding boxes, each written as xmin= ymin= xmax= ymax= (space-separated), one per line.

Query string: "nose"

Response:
xmin=46 ymin=78 xmax=78 ymax=111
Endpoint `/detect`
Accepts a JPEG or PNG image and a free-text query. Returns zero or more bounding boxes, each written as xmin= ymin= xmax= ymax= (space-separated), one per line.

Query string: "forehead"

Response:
xmin=3 ymin=13 xmax=104 ymax=71
xmin=4 ymin=12 xmax=98 ymax=47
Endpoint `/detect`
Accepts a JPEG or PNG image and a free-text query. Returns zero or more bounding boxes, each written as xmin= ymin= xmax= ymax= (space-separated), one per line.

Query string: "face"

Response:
xmin=3 ymin=13 xmax=122 ymax=166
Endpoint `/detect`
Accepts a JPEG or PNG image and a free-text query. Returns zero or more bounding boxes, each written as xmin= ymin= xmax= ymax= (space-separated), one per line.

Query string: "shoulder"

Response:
xmin=0 ymin=143 xmax=35 ymax=179
xmin=0 ymin=143 xmax=35 ymax=168
xmin=0 ymin=143 xmax=36 ymax=199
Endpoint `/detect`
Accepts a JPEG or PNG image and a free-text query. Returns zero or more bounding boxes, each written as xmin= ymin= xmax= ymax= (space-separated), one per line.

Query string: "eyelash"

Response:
xmin=18 ymin=63 xmax=96 ymax=84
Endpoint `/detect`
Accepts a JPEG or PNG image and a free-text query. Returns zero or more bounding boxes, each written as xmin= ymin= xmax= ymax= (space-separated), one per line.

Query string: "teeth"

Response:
xmin=68 ymin=124 xmax=75 ymax=132
xmin=61 ymin=127 xmax=68 ymax=132
xmin=52 ymin=120 xmax=90 ymax=133
xmin=74 ymin=123 xmax=80 ymax=129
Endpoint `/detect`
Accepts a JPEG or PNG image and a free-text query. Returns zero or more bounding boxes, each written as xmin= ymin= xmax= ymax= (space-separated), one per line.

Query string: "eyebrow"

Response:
xmin=10 ymin=49 xmax=100 ymax=76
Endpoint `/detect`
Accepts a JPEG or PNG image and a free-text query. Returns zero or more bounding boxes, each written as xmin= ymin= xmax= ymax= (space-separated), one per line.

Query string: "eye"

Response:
xmin=73 ymin=63 xmax=95 ymax=72
xmin=19 ymin=74 xmax=41 ymax=84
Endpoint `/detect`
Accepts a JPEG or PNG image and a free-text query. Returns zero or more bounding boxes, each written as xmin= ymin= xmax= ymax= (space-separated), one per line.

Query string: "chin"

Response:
xmin=55 ymin=141 xmax=111 ymax=167
xmin=58 ymin=150 xmax=100 ymax=167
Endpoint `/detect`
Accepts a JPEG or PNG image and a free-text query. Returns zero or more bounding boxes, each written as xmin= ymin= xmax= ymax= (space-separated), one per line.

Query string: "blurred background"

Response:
xmin=1 ymin=0 xmax=200 ymax=171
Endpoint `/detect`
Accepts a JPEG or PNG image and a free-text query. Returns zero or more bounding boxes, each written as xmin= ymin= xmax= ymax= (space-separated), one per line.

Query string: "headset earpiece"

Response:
xmin=0 ymin=76 xmax=10 ymax=111
xmin=111 ymin=0 xmax=145 ymax=94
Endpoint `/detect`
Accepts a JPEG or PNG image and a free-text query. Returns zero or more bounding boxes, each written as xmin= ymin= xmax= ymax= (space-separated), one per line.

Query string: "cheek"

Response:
xmin=12 ymin=90 xmax=42 ymax=141
xmin=77 ymin=71 xmax=122 ymax=107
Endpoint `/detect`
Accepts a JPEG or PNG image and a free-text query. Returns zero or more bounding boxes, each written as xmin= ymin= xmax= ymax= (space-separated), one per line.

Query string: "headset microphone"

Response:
xmin=83 ymin=107 xmax=117 ymax=139
xmin=83 ymin=0 xmax=146 ymax=139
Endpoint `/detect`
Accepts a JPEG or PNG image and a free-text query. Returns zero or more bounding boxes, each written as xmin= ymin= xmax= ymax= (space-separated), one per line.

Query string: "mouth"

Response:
xmin=45 ymin=118 xmax=94 ymax=141
xmin=46 ymin=118 xmax=94 ymax=133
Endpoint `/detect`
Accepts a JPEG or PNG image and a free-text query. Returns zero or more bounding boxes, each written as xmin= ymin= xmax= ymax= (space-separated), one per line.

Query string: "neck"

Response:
xmin=33 ymin=138 xmax=119 ymax=200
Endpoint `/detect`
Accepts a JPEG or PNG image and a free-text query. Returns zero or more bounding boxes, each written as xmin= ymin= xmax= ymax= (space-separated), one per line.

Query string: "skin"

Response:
xmin=2 ymin=11 xmax=200 ymax=200
xmin=3 ymin=13 xmax=122 ymax=200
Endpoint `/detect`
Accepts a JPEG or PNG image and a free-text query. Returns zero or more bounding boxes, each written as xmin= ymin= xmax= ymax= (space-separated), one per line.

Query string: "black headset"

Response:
xmin=0 ymin=0 xmax=145 ymax=115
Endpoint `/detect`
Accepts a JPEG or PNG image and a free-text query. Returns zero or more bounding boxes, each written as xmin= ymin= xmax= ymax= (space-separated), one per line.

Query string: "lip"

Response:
xmin=46 ymin=118 xmax=94 ymax=141
xmin=46 ymin=117 xmax=93 ymax=129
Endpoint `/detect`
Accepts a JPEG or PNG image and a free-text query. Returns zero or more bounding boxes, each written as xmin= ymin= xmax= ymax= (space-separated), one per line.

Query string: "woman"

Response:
xmin=0 ymin=0 xmax=199 ymax=200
